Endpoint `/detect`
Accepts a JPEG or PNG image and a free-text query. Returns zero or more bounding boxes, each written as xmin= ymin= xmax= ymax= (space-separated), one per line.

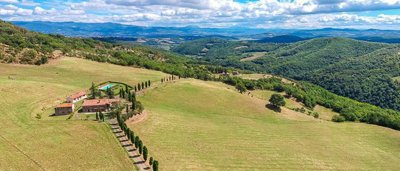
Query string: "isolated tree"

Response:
xmin=95 ymin=112 xmax=99 ymax=121
xmin=149 ymin=157 xmax=154 ymax=165
xmin=143 ymin=146 xmax=148 ymax=161
xmin=138 ymin=140 xmax=143 ymax=154
xmin=269 ymin=94 xmax=286 ymax=109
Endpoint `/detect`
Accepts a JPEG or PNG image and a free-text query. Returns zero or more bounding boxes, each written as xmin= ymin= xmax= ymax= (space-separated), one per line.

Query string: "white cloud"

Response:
xmin=0 ymin=0 xmax=18 ymax=3
xmin=34 ymin=6 xmax=56 ymax=15
xmin=2 ymin=0 xmax=400 ymax=29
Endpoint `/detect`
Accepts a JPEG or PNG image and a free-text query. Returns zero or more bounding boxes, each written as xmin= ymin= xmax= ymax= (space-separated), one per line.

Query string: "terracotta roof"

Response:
xmin=56 ymin=103 xmax=73 ymax=108
xmin=82 ymin=99 xmax=120 ymax=107
xmin=68 ymin=91 xmax=86 ymax=99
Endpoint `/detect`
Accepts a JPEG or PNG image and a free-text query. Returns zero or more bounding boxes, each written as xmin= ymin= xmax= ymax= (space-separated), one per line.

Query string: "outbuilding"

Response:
xmin=55 ymin=103 xmax=74 ymax=115
xmin=66 ymin=91 xmax=87 ymax=103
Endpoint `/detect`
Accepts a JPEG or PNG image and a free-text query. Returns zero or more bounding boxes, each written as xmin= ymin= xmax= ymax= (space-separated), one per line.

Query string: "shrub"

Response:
xmin=332 ymin=115 xmax=346 ymax=122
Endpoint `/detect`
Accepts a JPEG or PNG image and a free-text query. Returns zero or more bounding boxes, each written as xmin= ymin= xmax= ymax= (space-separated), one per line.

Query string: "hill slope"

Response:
xmin=0 ymin=57 xmax=167 ymax=170
xmin=131 ymin=79 xmax=400 ymax=170
xmin=254 ymin=38 xmax=400 ymax=110
xmin=174 ymin=37 xmax=400 ymax=111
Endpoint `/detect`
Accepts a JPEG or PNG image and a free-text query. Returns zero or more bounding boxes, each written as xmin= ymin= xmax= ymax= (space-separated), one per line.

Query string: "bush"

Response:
xmin=332 ymin=115 xmax=346 ymax=122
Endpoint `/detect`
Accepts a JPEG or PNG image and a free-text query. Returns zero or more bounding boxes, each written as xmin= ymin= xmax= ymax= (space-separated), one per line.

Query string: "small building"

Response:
xmin=55 ymin=103 xmax=74 ymax=115
xmin=81 ymin=99 xmax=120 ymax=113
xmin=66 ymin=91 xmax=87 ymax=103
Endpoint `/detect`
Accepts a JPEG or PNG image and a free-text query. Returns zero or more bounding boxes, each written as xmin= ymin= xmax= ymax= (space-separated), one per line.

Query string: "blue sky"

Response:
xmin=1 ymin=0 xmax=400 ymax=29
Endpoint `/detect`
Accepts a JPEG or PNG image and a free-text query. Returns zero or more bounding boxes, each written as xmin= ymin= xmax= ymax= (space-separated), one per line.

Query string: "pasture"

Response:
xmin=131 ymin=79 xmax=400 ymax=171
xmin=0 ymin=57 xmax=167 ymax=170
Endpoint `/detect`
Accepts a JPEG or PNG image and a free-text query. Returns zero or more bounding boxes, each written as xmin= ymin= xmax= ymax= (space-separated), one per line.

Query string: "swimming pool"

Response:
xmin=99 ymin=84 xmax=114 ymax=90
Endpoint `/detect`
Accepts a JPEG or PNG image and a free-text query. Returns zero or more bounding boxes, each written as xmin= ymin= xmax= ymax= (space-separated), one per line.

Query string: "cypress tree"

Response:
xmin=134 ymin=136 xmax=139 ymax=148
xmin=132 ymin=93 xmax=136 ymax=102
xmin=125 ymin=85 xmax=128 ymax=93
xmin=143 ymin=146 xmax=148 ymax=161
xmin=130 ymin=132 xmax=135 ymax=144
xmin=132 ymin=101 xmax=136 ymax=110
xmin=138 ymin=140 xmax=143 ymax=154
xmin=149 ymin=157 xmax=154 ymax=165
xmin=153 ymin=160 xmax=158 ymax=171
xmin=95 ymin=112 xmax=99 ymax=121
xmin=137 ymin=83 xmax=141 ymax=90
xmin=126 ymin=105 xmax=129 ymax=114
xmin=90 ymin=82 xmax=96 ymax=99
xmin=134 ymin=86 xmax=137 ymax=92
xmin=148 ymin=80 xmax=151 ymax=87
xmin=141 ymin=82 xmax=145 ymax=89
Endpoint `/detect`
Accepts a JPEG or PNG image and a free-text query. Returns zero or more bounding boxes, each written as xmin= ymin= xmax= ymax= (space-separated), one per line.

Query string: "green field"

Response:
xmin=132 ymin=79 xmax=400 ymax=171
xmin=240 ymin=52 xmax=267 ymax=61
xmin=0 ymin=57 xmax=167 ymax=170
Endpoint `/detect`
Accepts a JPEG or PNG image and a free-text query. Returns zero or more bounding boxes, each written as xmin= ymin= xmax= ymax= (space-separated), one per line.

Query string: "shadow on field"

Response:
xmin=265 ymin=104 xmax=281 ymax=112
xmin=130 ymin=154 xmax=140 ymax=158
xmin=134 ymin=161 xmax=145 ymax=164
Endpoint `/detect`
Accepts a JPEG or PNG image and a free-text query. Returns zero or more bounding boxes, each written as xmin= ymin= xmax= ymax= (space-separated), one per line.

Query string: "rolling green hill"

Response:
xmin=175 ymin=37 xmax=400 ymax=111
xmin=132 ymin=79 xmax=400 ymax=171
xmin=1 ymin=21 xmax=400 ymax=129
xmin=255 ymin=38 xmax=400 ymax=110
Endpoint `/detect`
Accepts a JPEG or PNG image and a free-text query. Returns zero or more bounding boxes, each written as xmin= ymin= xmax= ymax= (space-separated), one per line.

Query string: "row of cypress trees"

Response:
xmin=161 ymin=75 xmax=179 ymax=83
xmin=117 ymin=114 xmax=158 ymax=171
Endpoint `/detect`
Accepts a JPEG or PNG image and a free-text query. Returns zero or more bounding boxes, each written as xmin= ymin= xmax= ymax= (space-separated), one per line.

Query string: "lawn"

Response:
xmin=131 ymin=79 xmax=400 ymax=171
xmin=0 ymin=57 xmax=167 ymax=170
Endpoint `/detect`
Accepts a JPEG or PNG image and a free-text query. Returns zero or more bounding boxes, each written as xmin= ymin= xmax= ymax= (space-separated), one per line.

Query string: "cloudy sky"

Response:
xmin=1 ymin=0 xmax=400 ymax=29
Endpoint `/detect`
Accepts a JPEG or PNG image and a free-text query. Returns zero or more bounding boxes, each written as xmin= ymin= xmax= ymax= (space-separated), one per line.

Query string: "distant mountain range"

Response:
xmin=11 ymin=21 xmax=400 ymax=43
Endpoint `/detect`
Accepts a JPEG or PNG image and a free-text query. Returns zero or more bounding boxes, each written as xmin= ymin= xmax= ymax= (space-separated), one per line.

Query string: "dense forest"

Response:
xmin=173 ymin=37 xmax=400 ymax=111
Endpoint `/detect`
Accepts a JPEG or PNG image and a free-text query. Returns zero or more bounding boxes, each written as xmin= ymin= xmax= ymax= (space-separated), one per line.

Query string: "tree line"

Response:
xmin=116 ymin=113 xmax=159 ymax=171
xmin=220 ymin=75 xmax=400 ymax=130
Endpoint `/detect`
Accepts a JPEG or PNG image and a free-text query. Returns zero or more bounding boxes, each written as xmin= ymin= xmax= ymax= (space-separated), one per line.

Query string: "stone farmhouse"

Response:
xmin=81 ymin=99 xmax=120 ymax=113
xmin=54 ymin=103 xmax=74 ymax=115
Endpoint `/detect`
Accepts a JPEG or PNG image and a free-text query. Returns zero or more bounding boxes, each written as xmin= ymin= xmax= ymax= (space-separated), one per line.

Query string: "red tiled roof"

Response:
xmin=68 ymin=91 xmax=86 ymax=99
xmin=82 ymin=99 xmax=120 ymax=107
xmin=56 ymin=103 xmax=73 ymax=108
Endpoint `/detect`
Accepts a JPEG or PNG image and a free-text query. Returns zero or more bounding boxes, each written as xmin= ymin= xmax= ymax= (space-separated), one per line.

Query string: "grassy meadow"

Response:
xmin=0 ymin=57 xmax=167 ymax=170
xmin=132 ymin=79 xmax=400 ymax=171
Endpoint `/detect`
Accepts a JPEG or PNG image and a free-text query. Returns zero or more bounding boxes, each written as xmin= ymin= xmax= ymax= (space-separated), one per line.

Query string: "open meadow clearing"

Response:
xmin=131 ymin=79 xmax=400 ymax=171
xmin=0 ymin=57 xmax=167 ymax=170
